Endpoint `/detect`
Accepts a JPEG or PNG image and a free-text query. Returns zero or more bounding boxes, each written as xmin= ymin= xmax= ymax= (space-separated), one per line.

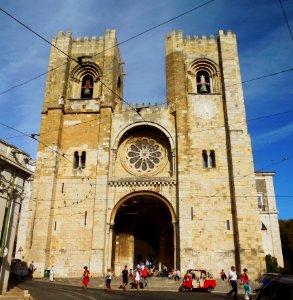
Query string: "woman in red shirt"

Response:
xmin=241 ymin=268 xmax=251 ymax=300
xmin=82 ymin=266 xmax=90 ymax=288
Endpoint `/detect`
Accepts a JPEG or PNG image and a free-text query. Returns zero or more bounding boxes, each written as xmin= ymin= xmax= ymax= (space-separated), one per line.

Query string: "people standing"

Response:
xmin=227 ymin=266 xmax=238 ymax=298
xmin=105 ymin=268 xmax=113 ymax=291
xmin=141 ymin=266 xmax=148 ymax=288
xmin=220 ymin=269 xmax=227 ymax=281
xmin=49 ymin=265 xmax=54 ymax=282
xmin=28 ymin=261 xmax=35 ymax=278
xmin=241 ymin=269 xmax=251 ymax=300
xmin=174 ymin=269 xmax=181 ymax=281
xmin=145 ymin=258 xmax=150 ymax=269
xmin=82 ymin=266 xmax=90 ymax=288
xmin=121 ymin=265 xmax=129 ymax=290
xmin=134 ymin=269 xmax=140 ymax=290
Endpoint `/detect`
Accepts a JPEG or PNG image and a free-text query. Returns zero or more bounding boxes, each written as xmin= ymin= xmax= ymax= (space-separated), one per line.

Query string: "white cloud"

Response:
xmin=253 ymin=122 xmax=293 ymax=150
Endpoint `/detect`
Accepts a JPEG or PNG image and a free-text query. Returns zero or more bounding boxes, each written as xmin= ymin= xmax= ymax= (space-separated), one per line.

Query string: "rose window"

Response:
xmin=126 ymin=138 xmax=164 ymax=173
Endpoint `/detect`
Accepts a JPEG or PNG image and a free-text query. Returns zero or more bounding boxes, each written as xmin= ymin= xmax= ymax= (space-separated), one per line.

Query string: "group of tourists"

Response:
xmin=62 ymin=262 xmax=251 ymax=299
xmin=220 ymin=266 xmax=252 ymax=300
xmin=160 ymin=265 xmax=181 ymax=280
xmin=81 ymin=261 xmax=153 ymax=291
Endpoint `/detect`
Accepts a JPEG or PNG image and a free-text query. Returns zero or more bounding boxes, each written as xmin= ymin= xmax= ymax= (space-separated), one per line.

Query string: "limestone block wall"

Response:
xmin=23 ymin=28 xmax=283 ymax=280
xmin=25 ymin=30 xmax=123 ymax=277
xmin=165 ymin=30 xmax=265 ymax=278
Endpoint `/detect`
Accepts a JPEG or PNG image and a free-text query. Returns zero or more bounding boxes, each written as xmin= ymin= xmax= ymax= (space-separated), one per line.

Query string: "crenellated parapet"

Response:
xmin=43 ymin=29 xmax=123 ymax=111
xmin=166 ymin=29 xmax=236 ymax=55
xmin=52 ymin=29 xmax=117 ymax=43
xmin=114 ymin=101 xmax=169 ymax=114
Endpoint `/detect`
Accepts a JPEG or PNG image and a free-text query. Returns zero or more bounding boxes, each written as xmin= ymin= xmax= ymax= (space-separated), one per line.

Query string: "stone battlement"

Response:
xmin=52 ymin=29 xmax=116 ymax=43
xmin=166 ymin=29 xmax=236 ymax=53
xmin=114 ymin=101 xmax=168 ymax=113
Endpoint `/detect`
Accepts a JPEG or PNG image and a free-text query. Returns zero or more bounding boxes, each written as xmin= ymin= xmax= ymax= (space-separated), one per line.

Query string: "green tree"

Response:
xmin=265 ymin=254 xmax=279 ymax=273
xmin=279 ymin=219 xmax=293 ymax=274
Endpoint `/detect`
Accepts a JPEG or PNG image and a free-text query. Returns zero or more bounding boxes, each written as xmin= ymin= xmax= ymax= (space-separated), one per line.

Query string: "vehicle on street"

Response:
xmin=254 ymin=272 xmax=280 ymax=293
xmin=254 ymin=275 xmax=293 ymax=300
xmin=10 ymin=259 xmax=28 ymax=278
xmin=259 ymin=273 xmax=279 ymax=285
xmin=179 ymin=269 xmax=216 ymax=293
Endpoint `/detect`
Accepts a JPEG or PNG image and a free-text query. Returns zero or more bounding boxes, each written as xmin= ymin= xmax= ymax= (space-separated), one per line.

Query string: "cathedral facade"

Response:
xmin=24 ymin=29 xmax=283 ymax=279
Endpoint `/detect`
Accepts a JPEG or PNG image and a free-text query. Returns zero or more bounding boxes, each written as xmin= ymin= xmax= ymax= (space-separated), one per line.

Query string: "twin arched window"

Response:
xmin=202 ymin=150 xmax=216 ymax=168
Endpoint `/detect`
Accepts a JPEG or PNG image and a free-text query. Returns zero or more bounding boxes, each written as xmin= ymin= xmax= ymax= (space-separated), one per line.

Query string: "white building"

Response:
xmin=0 ymin=139 xmax=34 ymax=294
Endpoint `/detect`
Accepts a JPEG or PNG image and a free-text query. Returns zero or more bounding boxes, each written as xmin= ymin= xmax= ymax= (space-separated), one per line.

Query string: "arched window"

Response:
xmin=202 ymin=150 xmax=208 ymax=168
xmin=81 ymin=75 xmax=94 ymax=98
xmin=74 ymin=151 xmax=79 ymax=168
xmin=187 ymin=58 xmax=221 ymax=94
xmin=209 ymin=150 xmax=216 ymax=168
xmin=202 ymin=150 xmax=216 ymax=168
xmin=196 ymin=70 xmax=210 ymax=93
xmin=71 ymin=62 xmax=101 ymax=99
xmin=81 ymin=151 xmax=86 ymax=169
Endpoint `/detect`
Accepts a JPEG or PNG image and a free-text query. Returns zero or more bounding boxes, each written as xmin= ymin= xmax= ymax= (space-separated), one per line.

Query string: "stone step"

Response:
xmin=0 ymin=287 xmax=30 ymax=300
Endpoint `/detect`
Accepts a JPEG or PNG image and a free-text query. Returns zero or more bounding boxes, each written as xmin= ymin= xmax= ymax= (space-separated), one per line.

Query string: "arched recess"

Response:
xmin=187 ymin=58 xmax=221 ymax=94
xmin=70 ymin=62 xmax=102 ymax=99
xmin=109 ymin=191 xmax=177 ymax=274
xmin=110 ymin=191 xmax=176 ymax=224
xmin=112 ymin=122 xmax=176 ymax=178
xmin=112 ymin=121 xmax=175 ymax=151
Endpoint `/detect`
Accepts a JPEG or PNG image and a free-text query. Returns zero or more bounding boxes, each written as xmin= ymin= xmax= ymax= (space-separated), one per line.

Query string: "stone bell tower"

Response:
xmin=165 ymin=30 xmax=265 ymax=277
xmin=25 ymin=29 xmax=124 ymax=277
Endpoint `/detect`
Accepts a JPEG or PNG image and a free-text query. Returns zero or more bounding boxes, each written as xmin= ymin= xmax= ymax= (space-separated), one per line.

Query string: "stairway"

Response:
xmin=0 ymin=287 xmax=31 ymax=300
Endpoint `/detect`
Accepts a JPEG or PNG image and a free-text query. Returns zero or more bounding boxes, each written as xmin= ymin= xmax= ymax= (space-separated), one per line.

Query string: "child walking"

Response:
xmin=105 ymin=268 xmax=113 ymax=291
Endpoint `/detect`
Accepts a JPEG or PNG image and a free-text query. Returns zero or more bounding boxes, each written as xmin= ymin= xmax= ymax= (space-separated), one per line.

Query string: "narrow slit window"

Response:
xmin=81 ymin=151 xmax=86 ymax=169
xmin=62 ymin=183 xmax=64 ymax=193
xmin=227 ymin=220 xmax=230 ymax=230
xmin=84 ymin=211 xmax=87 ymax=225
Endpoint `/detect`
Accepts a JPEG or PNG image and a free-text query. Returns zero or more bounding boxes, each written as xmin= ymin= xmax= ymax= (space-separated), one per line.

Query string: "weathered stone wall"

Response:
xmin=24 ymin=29 xmax=283 ymax=280
xmin=25 ymin=30 xmax=123 ymax=277
xmin=165 ymin=30 xmax=266 ymax=278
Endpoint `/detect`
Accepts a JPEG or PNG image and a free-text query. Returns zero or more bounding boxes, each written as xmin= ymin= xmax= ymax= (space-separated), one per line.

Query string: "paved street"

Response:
xmin=13 ymin=279 xmax=231 ymax=300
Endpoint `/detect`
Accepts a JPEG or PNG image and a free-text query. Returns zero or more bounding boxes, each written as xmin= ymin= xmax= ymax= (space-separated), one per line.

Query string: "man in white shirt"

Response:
xmin=227 ymin=266 xmax=238 ymax=298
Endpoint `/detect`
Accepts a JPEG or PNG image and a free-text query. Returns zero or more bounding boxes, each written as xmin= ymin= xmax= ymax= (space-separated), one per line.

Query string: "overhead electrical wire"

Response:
xmin=278 ymin=0 xmax=293 ymax=41
xmin=0 ymin=121 xmax=93 ymax=189
xmin=0 ymin=7 xmax=79 ymax=63
xmin=0 ymin=0 xmax=217 ymax=97
xmin=1 ymin=3 xmax=292 ymax=212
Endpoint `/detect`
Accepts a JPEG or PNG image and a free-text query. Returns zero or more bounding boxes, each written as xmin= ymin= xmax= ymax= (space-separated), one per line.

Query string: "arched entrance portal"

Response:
xmin=111 ymin=193 xmax=175 ymax=273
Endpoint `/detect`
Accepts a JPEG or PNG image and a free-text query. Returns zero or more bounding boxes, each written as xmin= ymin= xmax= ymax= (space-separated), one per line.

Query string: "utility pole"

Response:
xmin=0 ymin=173 xmax=16 ymax=269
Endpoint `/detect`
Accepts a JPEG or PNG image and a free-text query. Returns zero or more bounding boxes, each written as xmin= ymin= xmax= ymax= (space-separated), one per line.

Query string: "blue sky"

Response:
xmin=0 ymin=0 xmax=292 ymax=219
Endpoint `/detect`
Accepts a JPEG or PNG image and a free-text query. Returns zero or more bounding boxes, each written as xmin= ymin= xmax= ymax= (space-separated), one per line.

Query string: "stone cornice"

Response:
xmin=108 ymin=178 xmax=176 ymax=187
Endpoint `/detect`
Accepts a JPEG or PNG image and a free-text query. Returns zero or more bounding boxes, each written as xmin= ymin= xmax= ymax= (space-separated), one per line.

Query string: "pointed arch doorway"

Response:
xmin=111 ymin=192 xmax=176 ymax=274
